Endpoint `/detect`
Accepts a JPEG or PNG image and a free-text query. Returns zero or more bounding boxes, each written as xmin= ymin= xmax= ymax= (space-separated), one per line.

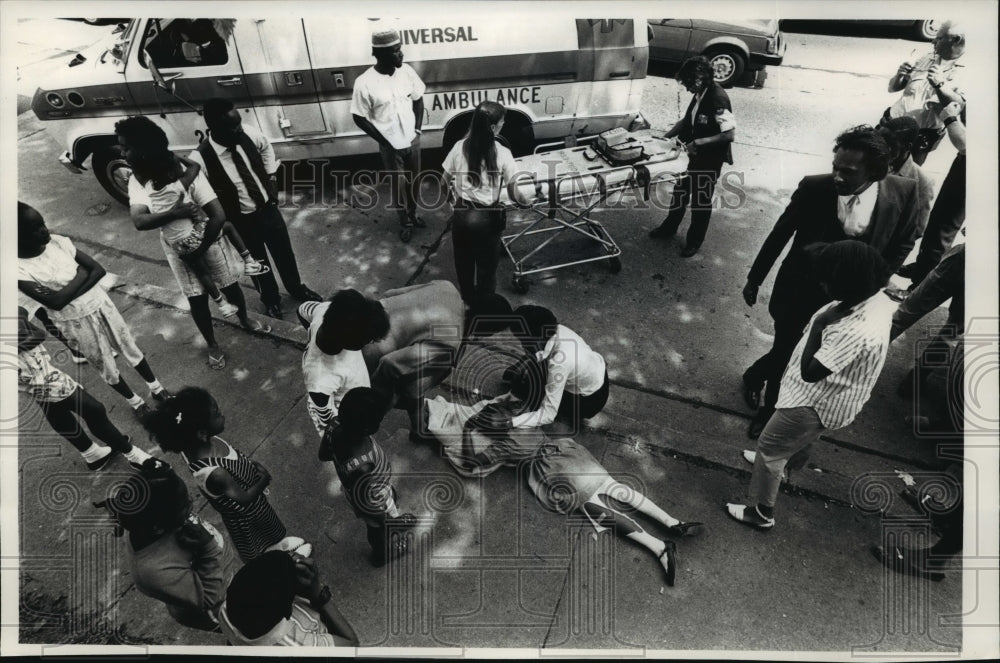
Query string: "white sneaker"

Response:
xmin=215 ymin=298 xmax=239 ymax=318
xmin=243 ymin=259 xmax=270 ymax=276
xmin=742 ymin=449 xmax=788 ymax=482
xmin=268 ymin=536 xmax=312 ymax=558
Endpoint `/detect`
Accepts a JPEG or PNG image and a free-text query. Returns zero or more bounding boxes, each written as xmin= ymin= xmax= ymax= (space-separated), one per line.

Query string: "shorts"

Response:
xmin=165 ymin=221 xmax=207 ymax=257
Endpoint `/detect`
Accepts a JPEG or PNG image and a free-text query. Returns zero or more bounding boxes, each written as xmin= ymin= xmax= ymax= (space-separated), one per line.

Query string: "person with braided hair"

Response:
xmin=141 ymin=387 xmax=311 ymax=563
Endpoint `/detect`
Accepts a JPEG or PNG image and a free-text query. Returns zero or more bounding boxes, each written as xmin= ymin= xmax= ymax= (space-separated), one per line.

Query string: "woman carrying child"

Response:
xmin=142 ymin=387 xmax=311 ymax=563
xmin=115 ymin=116 xmax=270 ymax=370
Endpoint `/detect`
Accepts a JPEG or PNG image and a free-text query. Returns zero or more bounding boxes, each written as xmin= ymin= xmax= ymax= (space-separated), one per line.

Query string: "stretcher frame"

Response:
xmin=500 ymin=134 xmax=686 ymax=294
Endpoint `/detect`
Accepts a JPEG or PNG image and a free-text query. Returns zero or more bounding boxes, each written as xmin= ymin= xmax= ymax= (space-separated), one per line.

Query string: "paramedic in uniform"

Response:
xmin=351 ymin=29 xmax=427 ymax=242
xmin=190 ymin=98 xmax=322 ymax=319
xmin=648 ymin=56 xmax=735 ymax=257
xmin=882 ymin=20 xmax=966 ymax=166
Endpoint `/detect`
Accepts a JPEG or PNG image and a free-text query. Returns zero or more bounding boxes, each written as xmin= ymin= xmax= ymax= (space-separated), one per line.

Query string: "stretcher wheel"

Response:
xmin=607 ymin=257 xmax=622 ymax=274
xmin=511 ymin=275 xmax=529 ymax=294
xmin=399 ymin=227 xmax=413 ymax=243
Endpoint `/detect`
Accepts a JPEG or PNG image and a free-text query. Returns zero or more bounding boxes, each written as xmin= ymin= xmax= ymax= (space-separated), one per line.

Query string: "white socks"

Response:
xmin=80 ymin=443 xmax=112 ymax=464
xmin=145 ymin=379 xmax=164 ymax=395
xmin=124 ymin=446 xmax=152 ymax=465
xmin=126 ymin=394 xmax=145 ymax=410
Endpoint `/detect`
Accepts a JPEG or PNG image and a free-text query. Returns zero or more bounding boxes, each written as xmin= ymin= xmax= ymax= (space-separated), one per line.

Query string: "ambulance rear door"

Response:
xmin=124 ymin=19 xmax=253 ymax=151
xmin=571 ymin=18 xmax=647 ymax=136
xmin=236 ymin=18 xmax=329 ymax=143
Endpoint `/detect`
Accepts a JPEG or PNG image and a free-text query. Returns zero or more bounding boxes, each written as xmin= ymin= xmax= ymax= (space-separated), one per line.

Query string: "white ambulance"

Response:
xmin=31 ymin=16 xmax=650 ymax=203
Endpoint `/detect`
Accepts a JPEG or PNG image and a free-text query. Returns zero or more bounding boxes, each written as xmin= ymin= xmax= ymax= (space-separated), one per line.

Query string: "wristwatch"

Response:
xmin=943 ymin=115 xmax=959 ymax=127
xmin=311 ymin=584 xmax=332 ymax=608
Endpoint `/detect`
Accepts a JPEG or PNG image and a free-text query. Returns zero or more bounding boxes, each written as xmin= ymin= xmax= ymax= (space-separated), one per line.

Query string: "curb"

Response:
xmin=104 ymin=272 xmax=308 ymax=350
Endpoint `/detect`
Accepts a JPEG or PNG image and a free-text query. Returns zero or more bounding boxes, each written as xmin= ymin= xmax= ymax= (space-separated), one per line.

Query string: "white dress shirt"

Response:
xmin=511 ymin=324 xmax=607 ymax=429
xmin=188 ymin=125 xmax=279 ymax=215
xmin=837 ymin=181 xmax=878 ymax=237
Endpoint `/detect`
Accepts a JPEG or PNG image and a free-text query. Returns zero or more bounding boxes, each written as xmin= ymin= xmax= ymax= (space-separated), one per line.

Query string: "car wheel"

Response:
xmin=705 ymin=48 xmax=746 ymax=88
xmin=912 ymin=20 xmax=938 ymax=41
xmin=92 ymin=147 xmax=131 ymax=205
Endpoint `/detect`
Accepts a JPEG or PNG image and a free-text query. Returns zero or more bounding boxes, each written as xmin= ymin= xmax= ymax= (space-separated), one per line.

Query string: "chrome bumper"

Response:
xmin=59 ymin=151 xmax=85 ymax=174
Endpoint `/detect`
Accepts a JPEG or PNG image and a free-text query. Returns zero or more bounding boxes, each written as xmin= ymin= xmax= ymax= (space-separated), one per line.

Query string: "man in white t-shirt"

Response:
xmin=351 ymin=29 xmax=427 ymax=242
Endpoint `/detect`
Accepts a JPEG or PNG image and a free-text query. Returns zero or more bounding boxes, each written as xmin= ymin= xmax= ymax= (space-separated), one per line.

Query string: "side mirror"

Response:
xmin=145 ymin=49 xmax=178 ymax=92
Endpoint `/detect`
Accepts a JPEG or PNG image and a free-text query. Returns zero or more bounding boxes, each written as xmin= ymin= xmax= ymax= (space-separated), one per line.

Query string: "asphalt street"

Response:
xmin=10 ymin=18 xmax=983 ymax=654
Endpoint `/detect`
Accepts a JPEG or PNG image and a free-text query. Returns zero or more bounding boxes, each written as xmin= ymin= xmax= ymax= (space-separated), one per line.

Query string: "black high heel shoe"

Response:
xmin=659 ymin=540 xmax=677 ymax=587
xmin=665 ymin=521 xmax=704 ymax=537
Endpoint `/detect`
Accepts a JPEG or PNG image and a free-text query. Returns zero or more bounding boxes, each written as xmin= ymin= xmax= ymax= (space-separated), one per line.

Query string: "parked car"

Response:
xmin=647 ymin=19 xmax=785 ymax=87
xmin=62 ymin=18 xmax=131 ymax=26
xmin=780 ymin=19 xmax=938 ymax=41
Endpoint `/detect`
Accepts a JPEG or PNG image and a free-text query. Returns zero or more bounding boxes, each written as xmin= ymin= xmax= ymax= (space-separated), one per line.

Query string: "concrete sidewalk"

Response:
xmin=15 ymin=254 xmax=961 ymax=652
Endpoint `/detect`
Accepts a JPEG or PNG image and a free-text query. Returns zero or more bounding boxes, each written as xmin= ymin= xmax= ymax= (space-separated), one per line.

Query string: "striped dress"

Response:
xmin=184 ymin=439 xmax=286 ymax=563
xmin=328 ymin=430 xmax=396 ymax=525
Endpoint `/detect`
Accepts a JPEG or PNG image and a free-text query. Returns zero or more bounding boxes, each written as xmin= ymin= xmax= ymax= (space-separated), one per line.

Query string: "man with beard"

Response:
xmin=740 ymin=126 xmax=919 ymax=438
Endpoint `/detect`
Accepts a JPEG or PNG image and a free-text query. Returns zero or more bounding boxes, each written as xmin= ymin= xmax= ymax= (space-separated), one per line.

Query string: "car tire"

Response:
xmin=705 ymin=48 xmax=746 ymax=88
xmin=92 ymin=147 xmax=131 ymax=205
xmin=912 ymin=20 xmax=938 ymax=41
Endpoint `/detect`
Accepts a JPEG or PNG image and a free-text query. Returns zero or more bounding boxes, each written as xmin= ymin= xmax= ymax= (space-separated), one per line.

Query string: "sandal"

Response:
xmin=241 ymin=319 xmax=272 ymax=334
xmin=658 ymin=540 xmax=677 ymax=587
xmin=207 ymin=349 xmax=227 ymax=370
xmin=664 ymin=521 xmax=704 ymax=538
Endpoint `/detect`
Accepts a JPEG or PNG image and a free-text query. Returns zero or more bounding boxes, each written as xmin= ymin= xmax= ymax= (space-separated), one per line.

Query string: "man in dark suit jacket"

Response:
xmin=189 ymin=98 xmax=321 ymax=319
xmin=741 ymin=125 xmax=919 ymax=438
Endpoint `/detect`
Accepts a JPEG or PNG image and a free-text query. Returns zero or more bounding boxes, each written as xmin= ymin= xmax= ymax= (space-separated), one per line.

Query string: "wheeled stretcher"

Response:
xmin=498 ymin=130 xmax=688 ymax=293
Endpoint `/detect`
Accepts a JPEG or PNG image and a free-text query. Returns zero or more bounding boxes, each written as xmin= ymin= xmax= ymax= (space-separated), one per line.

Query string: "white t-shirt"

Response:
xmin=442 ymin=138 xmax=518 ymax=206
xmin=350 ymin=64 xmax=426 ymax=150
xmin=300 ymin=301 xmax=371 ymax=409
xmin=128 ymin=171 xmax=219 ymax=246
xmin=145 ymin=181 xmax=199 ymax=247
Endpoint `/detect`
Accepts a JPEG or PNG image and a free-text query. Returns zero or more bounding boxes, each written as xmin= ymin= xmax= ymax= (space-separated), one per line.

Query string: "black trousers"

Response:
xmin=911 ymin=153 xmax=966 ymax=283
xmin=38 ymin=387 xmax=132 ymax=454
xmin=743 ymin=306 xmax=818 ymax=411
xmin=556 ymin=371 xmax=610 ymax=427
xmin=661 ymin=163 xmax=722 ymax=249
xmin=231 ymin=201 xmax=304 ymax=306
xmin=450 ymin=201 xmax=505 ymax=302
